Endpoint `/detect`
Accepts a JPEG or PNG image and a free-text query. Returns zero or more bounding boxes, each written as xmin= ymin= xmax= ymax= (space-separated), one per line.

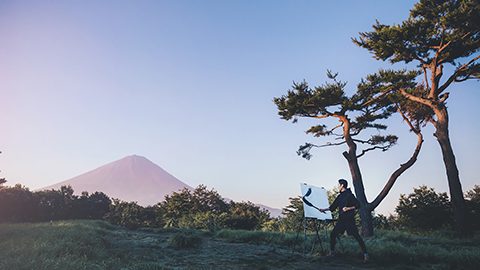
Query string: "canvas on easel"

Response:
xmin=300 ymin=183 xmax=332 ymax=220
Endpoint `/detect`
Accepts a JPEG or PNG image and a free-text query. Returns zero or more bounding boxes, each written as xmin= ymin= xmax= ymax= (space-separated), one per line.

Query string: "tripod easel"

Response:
xmin=292 ymin=218 xmax=343 ymax=255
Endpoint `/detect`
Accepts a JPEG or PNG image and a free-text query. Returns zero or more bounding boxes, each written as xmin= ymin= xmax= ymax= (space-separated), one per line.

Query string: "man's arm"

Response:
xmin=319 ymin=196 xmax=339 ymax=213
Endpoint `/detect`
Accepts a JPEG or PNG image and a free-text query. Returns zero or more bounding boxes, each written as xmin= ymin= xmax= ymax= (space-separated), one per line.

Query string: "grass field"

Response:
xmin=0 ymin=220 xmax=478 ymax=270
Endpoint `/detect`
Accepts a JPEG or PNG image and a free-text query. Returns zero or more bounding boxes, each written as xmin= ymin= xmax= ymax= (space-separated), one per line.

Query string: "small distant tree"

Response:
xmin=280 ymin=197 xmax=304 ymax=232
xmin=395 ymin=185 xmax=452 ymax=231
xmin=105 ymin=199 xmax=146 ymax=229
xmin=36 ymin=189 xmax=67 ymax=221
xmin=191 ymin=185 xmax=228 ymax=214
xmin=161 ymin=188 xmax=195 ymax=227
xmin=353 ymin=0 xmax=479 ymax=233
xmin=86 ymin=192 xmax=111 ymax=219
xmin=225 ymin=201 xmax=270 ymax=230
xmin=160 ymin=185 xmax=229 ymax=229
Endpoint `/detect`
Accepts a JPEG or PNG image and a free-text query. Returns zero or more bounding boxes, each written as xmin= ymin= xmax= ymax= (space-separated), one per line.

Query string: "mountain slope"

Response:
xmin=41 ymin=155 xmax=191 ymax=206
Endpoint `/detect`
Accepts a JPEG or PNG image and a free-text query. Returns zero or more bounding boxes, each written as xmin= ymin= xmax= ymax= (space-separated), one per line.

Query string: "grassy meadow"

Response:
xmin=0 ymin=220 xmax=479 ymax=270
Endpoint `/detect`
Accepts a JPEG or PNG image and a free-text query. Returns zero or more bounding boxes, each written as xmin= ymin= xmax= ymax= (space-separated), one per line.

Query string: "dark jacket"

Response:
xmin=329 ymin=188 xmax=360 ymax=221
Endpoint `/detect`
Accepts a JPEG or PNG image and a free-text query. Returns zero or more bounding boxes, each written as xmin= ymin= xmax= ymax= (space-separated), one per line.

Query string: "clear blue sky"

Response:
xmin=1 ymin=0 xmax=478 ymax=214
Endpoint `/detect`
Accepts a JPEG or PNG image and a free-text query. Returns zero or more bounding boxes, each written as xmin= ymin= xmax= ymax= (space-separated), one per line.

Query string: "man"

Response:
xmin=319 ymin=179 xmax=368 ymax=263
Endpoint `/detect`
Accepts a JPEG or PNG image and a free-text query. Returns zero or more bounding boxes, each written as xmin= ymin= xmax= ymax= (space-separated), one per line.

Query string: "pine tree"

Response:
xmin=274 ymin=71 xmax=425 ymax=236
xmin=353 ymin=0 xmax=479 ymax=233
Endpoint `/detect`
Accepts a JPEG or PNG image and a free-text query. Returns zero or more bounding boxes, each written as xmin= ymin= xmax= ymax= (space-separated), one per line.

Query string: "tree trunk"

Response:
xmin=434 ymin=107 xmax=467 ymax=234
xmin=342 ymin=150 xmax=374 ymax=237
xmin=340 ymin=116 xmax=374 ymax=237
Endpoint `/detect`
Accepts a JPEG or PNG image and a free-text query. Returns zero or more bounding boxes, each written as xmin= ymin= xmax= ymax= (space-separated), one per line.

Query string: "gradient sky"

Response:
xmin=1 ymin=0 xmax=478 ymax=215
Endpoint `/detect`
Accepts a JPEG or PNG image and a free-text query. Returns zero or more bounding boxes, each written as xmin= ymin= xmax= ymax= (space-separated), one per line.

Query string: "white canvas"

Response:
xmin=300 ymin=183 xmax=333 ymax=220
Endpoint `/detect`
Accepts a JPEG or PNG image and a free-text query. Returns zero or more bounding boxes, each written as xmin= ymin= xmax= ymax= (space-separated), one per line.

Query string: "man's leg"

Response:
xmin=350 ymin=229 xmax=367 ymax=254
xmin=346 ymin=224 xmax=368 ymax=262
xmin=329 ymin=222 xmax=344 ymax=254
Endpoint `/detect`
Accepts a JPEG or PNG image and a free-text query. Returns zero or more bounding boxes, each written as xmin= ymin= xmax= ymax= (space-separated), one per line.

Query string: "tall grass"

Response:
xmin=215 ymin=229 xmax=302 ymax=246
xmin=215 ymin=228 xmax=480 ymax=269
xmin=0 ymin=220 xmax=120 ymax=270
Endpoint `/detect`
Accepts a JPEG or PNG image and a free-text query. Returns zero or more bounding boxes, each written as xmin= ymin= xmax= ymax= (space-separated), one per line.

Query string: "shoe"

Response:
xmin=363 ymin=253 xmax=369 ymax=263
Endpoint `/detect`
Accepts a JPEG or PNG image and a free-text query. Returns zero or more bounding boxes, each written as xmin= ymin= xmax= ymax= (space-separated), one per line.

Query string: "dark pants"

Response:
xmin=330 ymin=219 xmax=367 ymax=254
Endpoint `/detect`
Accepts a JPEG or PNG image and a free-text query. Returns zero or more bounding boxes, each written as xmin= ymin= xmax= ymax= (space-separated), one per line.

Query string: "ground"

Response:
xmin=0 ymin=220 xmax=477 ymax=270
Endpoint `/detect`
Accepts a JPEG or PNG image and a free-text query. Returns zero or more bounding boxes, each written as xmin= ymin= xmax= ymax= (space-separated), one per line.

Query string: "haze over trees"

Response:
xmin=353 ymin=0 xmax=479 ymax=233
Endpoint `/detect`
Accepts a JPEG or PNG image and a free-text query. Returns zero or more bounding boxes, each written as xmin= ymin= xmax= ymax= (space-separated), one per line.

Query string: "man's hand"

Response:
xmin=342 ymin=206 xmax=354 ymax=212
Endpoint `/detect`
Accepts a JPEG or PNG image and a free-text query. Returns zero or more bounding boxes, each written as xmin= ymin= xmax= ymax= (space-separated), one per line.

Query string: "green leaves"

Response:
xmin=273 ymin=76 xmax=348 ymax=121
xmin=354 ymin=0 xmax=480 ymax=66
xmin=396 ymin=185 xmax=452 ymax=230
xmin=274 ymin=70 xmax=412 ymax=160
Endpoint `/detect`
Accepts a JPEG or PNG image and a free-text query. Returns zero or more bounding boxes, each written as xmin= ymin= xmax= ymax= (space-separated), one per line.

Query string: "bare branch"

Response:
xmin=437 ymin=40 xmax=452 ymax=54
xmin=311 ymin=114 xmax=331 ymax=119
xmin=356 ymin=145 xmax=389 ymax=158
xmin=369 ymin=131 xmax=424 ymax=210
xmin=352 ymin=138 xmax=370 ymax=144
xmin=362 ymin=87 xmax=396 ymax=107
xmin=437 ymin=54 xmax=480 ymax=94
xmin=326 ymin=123 xmax=343 ymax=135
xmin=414 ymin=56 xmax=427 ymax=65
xmin=313 ymin=141 xmax=347 ymax=148
xmin=397 ymin=104 xmax=419 ymax=134
xmin=399 ymin=89 xmax=434 ymax=107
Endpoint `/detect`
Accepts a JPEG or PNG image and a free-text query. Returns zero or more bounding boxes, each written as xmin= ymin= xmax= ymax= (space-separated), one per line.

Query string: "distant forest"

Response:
xmin=0 ymin=182 xmax=479 ymax=233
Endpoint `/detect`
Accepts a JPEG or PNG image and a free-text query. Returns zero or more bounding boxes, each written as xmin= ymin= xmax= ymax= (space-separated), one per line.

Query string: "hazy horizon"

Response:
xmin=1 ymin=0 xmax=479 ymax=215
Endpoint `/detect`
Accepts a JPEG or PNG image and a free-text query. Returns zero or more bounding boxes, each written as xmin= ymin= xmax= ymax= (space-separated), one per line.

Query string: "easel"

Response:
xmin=295 ymin=183 xmax=344 ymax=255
xmin=292 ymin=217 xmax=329 ymax=255
xmin=292 ymin=218 xmax=343 ymax=255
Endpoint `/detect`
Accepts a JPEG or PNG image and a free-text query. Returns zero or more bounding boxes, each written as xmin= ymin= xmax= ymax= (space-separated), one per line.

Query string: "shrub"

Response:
xmin=168 ymin=231 xmax=203 ymax=249
xmin=395 ymin=186 xmax=452 ymax=231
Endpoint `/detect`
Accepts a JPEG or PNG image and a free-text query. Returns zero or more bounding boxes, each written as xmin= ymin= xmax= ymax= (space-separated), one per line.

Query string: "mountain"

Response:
xmin=41 ymin=155 xmax=191 ymax=206
xmin=257 ymin=204 xmax=283 ymax=218
xmin=41 ymin=155 xmax=282 ymax=217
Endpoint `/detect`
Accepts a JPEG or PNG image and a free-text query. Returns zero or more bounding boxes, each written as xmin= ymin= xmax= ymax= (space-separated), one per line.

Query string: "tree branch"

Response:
xmin=356 ymin=145 xmax=389 ymax=158
xmin=311 ymin=114 xmax=331 ymax=119
xmin=326 ymin=123 xmax=343 ymax=135
xmin=368 ymin=130 xmax=423 ymax=211
xmin=399 ymin=89 xmax=434 ymax=108
xmin=437 ymin=54 xmax=480 ymax=94
xmin=313 ymin=141 xmax=347 ymax=148
xmin=422 ymin=66 xmax=430 ymax=89
xmin=397 ymin=104 xmax=419 ymax=133
xmin=361 ymin=87 xmax=396 ymax=107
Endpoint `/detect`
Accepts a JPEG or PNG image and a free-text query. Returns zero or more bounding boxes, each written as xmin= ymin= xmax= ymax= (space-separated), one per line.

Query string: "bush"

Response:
xmin=168 ymin=231 xmax=203 ymax=249
xmin=395 ymin=186 xmax=452 ymax=231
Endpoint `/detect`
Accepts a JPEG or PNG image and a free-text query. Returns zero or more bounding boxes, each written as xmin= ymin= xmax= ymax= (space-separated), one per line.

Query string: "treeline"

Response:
xmin=0 ymin=185 xmax=110 ymax=222
xmin=106 ymin=185 xmax=270 ymax=230
xmin=1 ymin=182 xmax=479 ymax=233
xmin=0 ymin=184 xmax=270 ymax=231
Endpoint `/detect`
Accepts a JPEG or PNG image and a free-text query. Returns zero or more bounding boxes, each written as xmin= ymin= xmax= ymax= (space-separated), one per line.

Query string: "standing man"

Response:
xmin=319 ymin=179 xmax=368 ymax=263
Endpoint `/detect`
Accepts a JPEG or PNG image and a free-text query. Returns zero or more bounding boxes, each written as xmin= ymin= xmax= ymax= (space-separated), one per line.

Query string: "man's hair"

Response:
xmin=338 ymin=179 xmax=348 ymax=188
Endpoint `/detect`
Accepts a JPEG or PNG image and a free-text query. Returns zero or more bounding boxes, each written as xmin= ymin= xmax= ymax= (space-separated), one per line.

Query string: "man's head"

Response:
xmin=338 ymin=179 xmax=348 ymax=191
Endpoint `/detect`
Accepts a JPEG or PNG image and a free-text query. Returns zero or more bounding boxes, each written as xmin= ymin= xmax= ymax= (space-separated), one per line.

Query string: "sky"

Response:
xmin=1 ymin=0 xmax=479 ymax=215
